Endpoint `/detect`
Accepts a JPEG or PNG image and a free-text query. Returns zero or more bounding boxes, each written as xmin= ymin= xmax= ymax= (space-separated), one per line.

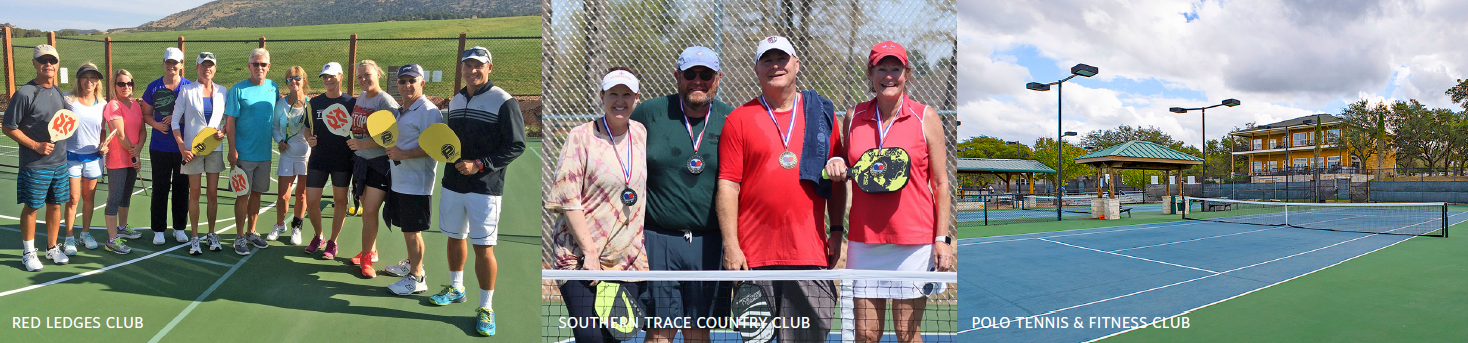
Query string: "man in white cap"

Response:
xmin=429 ymin=46 xmax=525 ymax=336
xmin=716 ymin=35 xmax=845 ymax=341
xmin=383 ymin=64 xmax=443 ymax=300
xmin=141 ymin=47 xmax=193 ymax=246
xmin=224 ymin=48 xmax=278 ymax=254
xmin=4 ymin=45 xmax=72 ymax=270
xmin=630 ymin=46 xmax=735 ymax=343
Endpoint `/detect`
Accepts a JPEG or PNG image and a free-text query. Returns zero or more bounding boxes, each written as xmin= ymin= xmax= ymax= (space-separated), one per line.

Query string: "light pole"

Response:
xmin=1028 ymin=63 xmax=1097 ymax=221
xmin=1170 ymin=98 xmax=1241 ymax=195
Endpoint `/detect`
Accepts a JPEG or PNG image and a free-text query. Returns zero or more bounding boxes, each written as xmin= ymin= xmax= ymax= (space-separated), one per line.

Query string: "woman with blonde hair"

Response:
xmin=99 ymin=69 xmax=146 ymax=254
xmin=171 ymin=52 xmax=227 ymax=255
xmin=60 ymin=63 xmax=108 ymax=257
xmin=267 ymin=65 xmax=313 ymax=245
xmin=341 ymin=59 xmax=400 ymax=276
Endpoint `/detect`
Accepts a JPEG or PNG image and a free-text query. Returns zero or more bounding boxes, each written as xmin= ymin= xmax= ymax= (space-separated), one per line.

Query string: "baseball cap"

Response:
xmin=33 ymin=45 xmax=58 ymax=60
xmin=460 ymin=46 xmax=491 ymax=64
xmin=196 ymin=52 xmax=217 ymax=65
xmin=868 ymin=41 xmax=909 ymax=67
xmin=163 ymin=47 xmax=184 ymax=62
xmin=677 ymin=46 xmax=719 ymax=71
xmin=398 ymin=64 xmax=425 ymax=79
xmin=754 ymin=36 xmax=797 ymax=61
xmin=320 ymin=62 xmax=343 ymax=76
xmin=76 ymin=64 xmax=102 ymax=79
xmin=601 ymin=69 xmax=639 ymax=93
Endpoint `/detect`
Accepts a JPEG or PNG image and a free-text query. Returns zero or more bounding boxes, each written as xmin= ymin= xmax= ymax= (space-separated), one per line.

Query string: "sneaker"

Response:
xmin=206 ymin=233 xmax=222 ymax=251
xmin=388 ymin=274 xmax=427 ymax=295
xmin=174 ymin=229 xmax=188 ymax=243
xmin=321 ymin=241 xmax=338 ymax=260
xmin=267 ymin=224 xmax=284 ymax=241
xmin=351 ymin=250 xmax=379 ymax=265
xmin=118 ymin=226 xmax=142 ymax=240
xmin=247 ymin=232 xmax=269 ymax=249
xmin=188 ymin=237 xmax=202 ymax=255
xmin=46 ymin=244 xmax=69 ymax=265
xmin=21 ymin=250 xmax=43 ymax=271
xmin=476 ymin=307 xmax=496 ymax=336
xmin=384 ymin=259 xmax=411 ymax=277
xmin=63 ymin=236 xmax=77 ymax=256
xmin=304 ymin=236 xmax=325 ymax=254
xmin=153 ymin=232 xmax=165 ymax=245
xmin=360 ymin=261 xmax=376 ymax=278
xmin=429 ymin=285 xmax=467 ymax=306
xmin=289 ymin=226 xmax=303 ymax=246
xmin=105 ymin=237 xmax=131 ymax=254
xmin=233 ymin=238 xmax=251 ymax=256
xmin=80 ymin=232 xmax=98 ymax=250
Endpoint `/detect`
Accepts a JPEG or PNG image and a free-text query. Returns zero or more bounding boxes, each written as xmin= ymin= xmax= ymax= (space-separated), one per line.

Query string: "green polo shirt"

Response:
xmin=630 ymin=94 xmax=735 ymax=233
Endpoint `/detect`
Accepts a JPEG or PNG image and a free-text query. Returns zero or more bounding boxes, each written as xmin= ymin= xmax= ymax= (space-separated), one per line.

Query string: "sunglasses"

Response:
xmin=250 ymin=62 xmax=270 ymax=68
xmin=115 ymin=81 xmax=135 ymax=88
xmin=35 ymin=57 xmax=58 ymax=65
xmin=682 ymin=69 xmax=715 ymax=81
xmin=285 ymin=76 xmax=303 ymax=82
xmin=461 ymin=48 xmax=489 ymax=59
xmin=397 ymin=78 xmax=420 ymax=85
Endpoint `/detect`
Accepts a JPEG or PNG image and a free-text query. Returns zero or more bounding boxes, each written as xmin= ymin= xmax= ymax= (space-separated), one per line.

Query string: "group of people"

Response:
xmin=3 ymin=44 xmax=524 ymax=336
xmin=547 ymin=37 xmax=954 ymax=342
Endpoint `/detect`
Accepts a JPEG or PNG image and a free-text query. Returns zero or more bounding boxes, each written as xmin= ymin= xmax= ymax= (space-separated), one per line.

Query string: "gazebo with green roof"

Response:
xmin=957 ymin=158 xmax=1056 ymax=194
xmin=1074 ymin=140 xmax=1203 ymax=217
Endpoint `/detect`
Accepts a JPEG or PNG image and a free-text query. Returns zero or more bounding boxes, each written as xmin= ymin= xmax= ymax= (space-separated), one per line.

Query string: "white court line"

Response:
xmin=0 ymin=201 xmax=276 ymax=298
xmin=147 ymin=242 xmax=258 ymax=343
xmin=958 ymin=220 xmax=1207 ymax=247
xmin=1037 ymin=238 xmax=1219 ymax=274
xmin=1109 ymin=227 xmax=1280 ymax=252
xmin=960 ymin=212 xmax=1468 ymax=335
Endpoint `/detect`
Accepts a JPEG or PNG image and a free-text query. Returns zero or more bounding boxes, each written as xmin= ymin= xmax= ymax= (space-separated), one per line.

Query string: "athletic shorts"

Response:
xmin=750 ymin=266 xmax=837 ymax=342
xmin=353 ymin=157 xmax=391 ymax=196
xmin=847 ymin=242 xmax=932 ymax=299
xmin=277 ymin=160 xmax=308 ymax=177
xmin=17 ymin=164 xmax=70 ymax=209
xmin=306 ymin=169 xmax=350 ymax=188
xmin=641 ymin=227 xmax=730 ymax=319
xmin=384 ymin=190 xmax=431 ymax=232
xmin=181 ymin=152 xmax=225 ymax=175
xmin=66 ymin=154 xmax=103 ymax=179
xmin=236 ymin=160 xmax=272 ymax=193
xmin=438 ymin=188 xmax=500 ymax=246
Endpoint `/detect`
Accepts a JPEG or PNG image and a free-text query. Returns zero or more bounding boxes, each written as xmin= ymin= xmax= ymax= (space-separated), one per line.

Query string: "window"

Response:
xmin=1327 ymin=129 xmax=1341 ymax=143
xmin=1327 ymin=156 xmax=1342 ymax=167
xmin=1252 ymin=161 xmax=1263 ymax=173
xmin=1293 ymin=132 xmax=1310 ymax=147
xmin=1269 ymin=139 xmax=1278 ymax=149
xmin=1268 ymin=160 xmax=1279 ymax=172
xmin=1252 ymin=139 xmax=1262 ymax=150
xmin=1293 ymin=158 xmax=1308 ymax=167
xmin=1313 ymin=157 xmax=1324 ymax=167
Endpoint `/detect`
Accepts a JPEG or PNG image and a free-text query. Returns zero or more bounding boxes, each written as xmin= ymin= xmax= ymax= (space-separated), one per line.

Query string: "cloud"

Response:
xmin=958 ymin=0 xmax=1468 ymax=146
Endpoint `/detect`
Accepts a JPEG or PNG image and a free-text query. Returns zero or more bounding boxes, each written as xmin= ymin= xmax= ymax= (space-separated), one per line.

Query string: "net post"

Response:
xmin=1284 ymin=204 xmax=1289 ymax=227
xmin=1443 ymin=204 xmax=1449 ymax=238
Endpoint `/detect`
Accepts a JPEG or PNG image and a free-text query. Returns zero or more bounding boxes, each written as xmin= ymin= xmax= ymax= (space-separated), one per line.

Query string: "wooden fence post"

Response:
xmin=347 ymin=34 xmax=357 ymax=95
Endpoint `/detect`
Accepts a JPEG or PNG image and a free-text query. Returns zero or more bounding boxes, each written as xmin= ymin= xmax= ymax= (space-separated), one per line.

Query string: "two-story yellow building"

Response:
xmin=1228 ymin=114 xmax=1395 ymax=182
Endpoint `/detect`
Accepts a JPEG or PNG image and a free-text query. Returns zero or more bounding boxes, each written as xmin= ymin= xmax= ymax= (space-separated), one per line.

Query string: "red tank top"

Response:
xmin=844 ymin=95 xmax=936 ymax=245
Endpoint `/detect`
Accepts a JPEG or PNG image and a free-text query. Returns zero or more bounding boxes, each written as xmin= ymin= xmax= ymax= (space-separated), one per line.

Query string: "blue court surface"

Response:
xmin=958 ymin=203 xmax=1170 ymax=223
xmin=956 ymin=211 xmax=1468 ymax=342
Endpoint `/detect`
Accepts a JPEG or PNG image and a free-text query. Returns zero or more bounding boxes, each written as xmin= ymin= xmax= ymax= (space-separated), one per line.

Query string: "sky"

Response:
xmin=5 ymin=0 xmax=214 ymax=31
xmin=958 ymin=0 xmax=1468 ymax=148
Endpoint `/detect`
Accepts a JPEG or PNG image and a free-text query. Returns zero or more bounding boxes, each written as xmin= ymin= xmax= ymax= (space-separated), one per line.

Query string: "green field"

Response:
xmin=5 ymin=16 xmax=541 ymax=98
xmin=961 ymin=205 xmax=1468 ymax=342
xmin=0 ymin=134 xmax=546 ymax=342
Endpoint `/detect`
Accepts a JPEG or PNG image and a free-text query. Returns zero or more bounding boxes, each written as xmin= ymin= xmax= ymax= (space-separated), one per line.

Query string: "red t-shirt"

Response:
xmin=843 ymin=95 xmax=936 ymax=245
xmin=717 ymin=95 xmax=842 ymax=268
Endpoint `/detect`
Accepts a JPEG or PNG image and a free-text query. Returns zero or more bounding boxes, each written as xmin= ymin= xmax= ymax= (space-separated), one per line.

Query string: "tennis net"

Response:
xmin=541 ymin=269 xmax=957 ymax=342
xmin=1182 ymin=197 xmax=1448 ymax=237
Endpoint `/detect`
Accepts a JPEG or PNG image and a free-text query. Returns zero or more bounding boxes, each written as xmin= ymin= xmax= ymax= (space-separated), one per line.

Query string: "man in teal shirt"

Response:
xmin=629 ymin=46 xmax=736 ymax=342
xmin=224 ymin=48 xmax=278 ymax=255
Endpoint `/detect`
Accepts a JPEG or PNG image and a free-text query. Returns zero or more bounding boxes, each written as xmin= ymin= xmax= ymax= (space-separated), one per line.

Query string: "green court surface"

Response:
xmin=960 ymin=203 xmax=1468 ymax=342
xmin=0 ymin=137 xmax=545 ymax=342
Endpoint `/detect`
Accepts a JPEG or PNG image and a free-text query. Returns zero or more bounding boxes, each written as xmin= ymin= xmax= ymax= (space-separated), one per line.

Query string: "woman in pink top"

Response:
xmin=826 ymin=41 xmax=953 ymax=343
xmin=101 ymin=70 xmax=147 ymax=254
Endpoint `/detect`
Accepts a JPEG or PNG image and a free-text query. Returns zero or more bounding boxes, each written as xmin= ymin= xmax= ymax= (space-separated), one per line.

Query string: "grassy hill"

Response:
xmin=133 ymin=0 xmax=539 ymax=32
xmin=5 ymin=17 xmax=541 ymax=100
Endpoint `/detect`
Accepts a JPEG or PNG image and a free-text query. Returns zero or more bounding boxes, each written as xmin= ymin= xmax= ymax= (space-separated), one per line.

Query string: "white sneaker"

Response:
xmin=21 ymin=250 xmax=43 ymax=271
xmin=206 ymin=233 xmax=222 ymax=251
xmin=174 ymin=229 xmax=189 ymax=243
xmin=46 ymin=244 xmax=69 ymax=265
xmin=267 ymin=225 xmax=284 ymax=241
xmin=80 ymin=232 xmax=98 ymax=250
xmin=153 ymin=232 xmax=165 ymax=245
xmin=63 ymin=236 xmax=78 ymax=256
xmin=188 ymin=237 xmax=202 ymax=255
xmin=289 ymin=226 xmax=302 ymax=245
xmin=384 ymin=259 xmax=411 ymax=277
xmin=387 ymin=274 xmax=427 ymax=295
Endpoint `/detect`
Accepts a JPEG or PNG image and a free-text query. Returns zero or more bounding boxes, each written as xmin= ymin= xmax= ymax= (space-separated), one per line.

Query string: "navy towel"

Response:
xmin=797 ymin=90 xmax=836 ymax=199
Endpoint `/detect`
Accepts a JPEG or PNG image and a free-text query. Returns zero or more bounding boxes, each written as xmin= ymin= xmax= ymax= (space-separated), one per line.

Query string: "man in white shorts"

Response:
xmin=430 ymin=46 xmax=525 ymax=337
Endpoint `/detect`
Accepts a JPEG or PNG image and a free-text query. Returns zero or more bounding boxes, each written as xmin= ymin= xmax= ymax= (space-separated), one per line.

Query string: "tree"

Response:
xmin=1337 ymin=99 xmax=1391 ymax=172
xmin=1079 ymin=125 xmax=1188 ymax=151
xmin=1388 ymin=99 xmax=1456 ymax=172
xmin=1032 ymin=137 xmax=1093 ymax=191
xmin=1448 ymin=78 xmax=1468 ymax=111
xmin=957 ymin=136 xmax=1032 ymax=159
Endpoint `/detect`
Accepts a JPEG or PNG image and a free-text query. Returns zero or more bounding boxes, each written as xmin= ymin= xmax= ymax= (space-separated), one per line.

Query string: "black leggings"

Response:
xmin=149 ymin=149 xmax=189 ymax=232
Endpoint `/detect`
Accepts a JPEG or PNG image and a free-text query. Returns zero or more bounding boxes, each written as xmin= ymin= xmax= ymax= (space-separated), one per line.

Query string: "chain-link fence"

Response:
xmin=541 ymin=0 xmax=958 ymax=267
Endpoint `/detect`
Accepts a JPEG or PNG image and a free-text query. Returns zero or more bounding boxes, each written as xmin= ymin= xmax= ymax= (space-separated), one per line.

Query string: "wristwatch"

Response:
xmin=829 ymin=225 xmax=845 ymax=234
xmin=935 ymin=236 xmax=952 ymax=244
